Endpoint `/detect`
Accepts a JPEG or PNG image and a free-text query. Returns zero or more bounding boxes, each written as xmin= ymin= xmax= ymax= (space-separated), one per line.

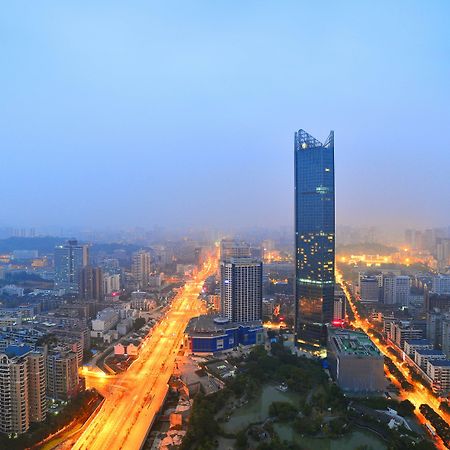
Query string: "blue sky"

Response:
xmin=1 ymin=1 xmax=449 ymax=231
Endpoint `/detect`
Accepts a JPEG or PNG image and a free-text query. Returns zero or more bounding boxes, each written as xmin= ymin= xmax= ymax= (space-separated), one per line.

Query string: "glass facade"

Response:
xmin=294 ymin=129 xmax=335 ymax=347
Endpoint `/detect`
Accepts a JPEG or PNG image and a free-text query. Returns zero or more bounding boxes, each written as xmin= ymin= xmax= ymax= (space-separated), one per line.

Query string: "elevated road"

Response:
xmin=69 ymin=257 xmax=216 ymax=450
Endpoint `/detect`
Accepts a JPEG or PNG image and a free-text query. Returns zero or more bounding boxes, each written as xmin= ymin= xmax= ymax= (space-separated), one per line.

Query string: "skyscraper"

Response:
xmin=294 ymin=129 xmax=335 ymax=348
xmin=220 ymin=257 xmax=262 ymax=323
xmin=54 ymin=240 xmax=89 ymax=293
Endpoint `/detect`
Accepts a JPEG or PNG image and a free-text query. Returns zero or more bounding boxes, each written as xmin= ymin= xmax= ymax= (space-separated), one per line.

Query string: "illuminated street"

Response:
xmin=337 ymin=270 xmax=450 ymax=449
xmin=64 ymin=257 xmax=216 ymax=450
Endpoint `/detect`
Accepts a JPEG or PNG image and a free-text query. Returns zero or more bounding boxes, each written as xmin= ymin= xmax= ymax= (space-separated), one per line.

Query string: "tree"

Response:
xmin=133 ymin=317 xmax=146 ymax=330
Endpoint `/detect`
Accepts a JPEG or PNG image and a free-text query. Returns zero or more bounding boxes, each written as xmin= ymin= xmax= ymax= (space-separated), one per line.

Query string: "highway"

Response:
xmin=337 ymin=270 xmax=449 ymax=449
xmin=66 ymin=257 xmax=216 ymax=450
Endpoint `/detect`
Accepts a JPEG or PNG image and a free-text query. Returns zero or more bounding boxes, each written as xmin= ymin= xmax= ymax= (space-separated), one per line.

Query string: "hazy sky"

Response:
xmin=1 ymin=1 xmax=449 ymax=231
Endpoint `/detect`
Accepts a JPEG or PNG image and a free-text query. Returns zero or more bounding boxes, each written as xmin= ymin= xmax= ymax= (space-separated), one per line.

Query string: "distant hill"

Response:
xmin=336 ymin=243 xmax=398 ymax=255
xmin=0 ymin=237 xmax=67 ymax=255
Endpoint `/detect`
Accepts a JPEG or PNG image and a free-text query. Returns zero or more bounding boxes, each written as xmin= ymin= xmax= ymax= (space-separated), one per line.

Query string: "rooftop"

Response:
xmin=415 ymin=349 xmax=445 ymax=356
xmin=428 ymin=360 xmax=450 ymax=367
xmin=405 ymin=339 xmax=432 ymax=346
xmin=185 ymin=315 xmax=262 ymax=338
xmin=4 ymin=344 xmax=32 ymax=358
xmin=329 ymin=328 xmax=381 ymax=358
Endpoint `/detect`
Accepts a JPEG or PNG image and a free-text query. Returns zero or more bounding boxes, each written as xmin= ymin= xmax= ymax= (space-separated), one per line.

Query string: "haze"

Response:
xmin=1 ymin=1 xmax=449 ymax=231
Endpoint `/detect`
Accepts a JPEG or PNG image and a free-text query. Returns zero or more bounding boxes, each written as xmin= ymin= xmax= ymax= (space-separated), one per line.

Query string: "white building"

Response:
xmin=220 ymin=257 xmax=262 ymax=323
xmin=427 ymin=360 xmax=450 ymax=394
xmin=91 ymin=309 xmax=120 ymax=336
xmin=383 ymin=275 xmax=410 ymax=306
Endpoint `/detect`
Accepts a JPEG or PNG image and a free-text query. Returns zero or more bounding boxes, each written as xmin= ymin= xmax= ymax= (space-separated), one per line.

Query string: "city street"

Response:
xmin=63 ymin=257 xmax=215 ymax=450
xmin=337 ymin=270 xmax=450 ymax=450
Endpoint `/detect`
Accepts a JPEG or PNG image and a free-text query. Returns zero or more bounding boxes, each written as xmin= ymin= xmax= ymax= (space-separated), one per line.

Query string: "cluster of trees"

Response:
xmin=384 ymin=355 xmax=413 ymax=390
xmin=420 ymin=403 xmax=450 ymax=447
xmin=182 ymin=345 xmax=330 ymax=449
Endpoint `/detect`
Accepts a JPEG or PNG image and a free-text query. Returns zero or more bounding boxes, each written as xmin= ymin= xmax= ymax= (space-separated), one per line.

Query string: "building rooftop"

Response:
xmin=404 ymin=339 xmax=432 ymax=346
xmin=329 ymin=328 xmax=381 ymax=358
xmin=415 ymin=349 xmax=445 ymax=357
xmin=4 ymin=344 xmax=32 ymax=358
xmin=185 ymin=315 xmax=262 ymax=338
xmin=428 ymin=360 xmax=450 ymax=368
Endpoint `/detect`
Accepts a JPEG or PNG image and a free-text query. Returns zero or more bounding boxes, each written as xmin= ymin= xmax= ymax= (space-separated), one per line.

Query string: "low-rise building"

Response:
xmin=427 ymin=359 xmax=450 ymax=394
xmin=403 ymin=339 xmax=433 ymax=358
xmin=184 ymin=315 xmax=264 ymax=354
xmin=414 ymin=349 xmax=446 ymax=371
xmin=0 ymin=346 xmax=46 ymax=434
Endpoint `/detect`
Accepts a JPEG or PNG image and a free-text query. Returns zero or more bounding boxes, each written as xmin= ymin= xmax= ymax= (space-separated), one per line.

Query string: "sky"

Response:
xmin=1 ymin=1 xmax=449 ymax=232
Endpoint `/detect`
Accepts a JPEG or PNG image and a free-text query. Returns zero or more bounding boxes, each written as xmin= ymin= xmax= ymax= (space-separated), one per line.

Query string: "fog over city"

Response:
xmin=1 ymin=1 xmax=449 ymax=231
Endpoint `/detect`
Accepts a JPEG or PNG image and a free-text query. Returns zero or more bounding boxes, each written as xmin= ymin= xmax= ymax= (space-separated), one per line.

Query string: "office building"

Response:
xmin=360 ymin=276 xmax=380 ymax=302
xmin=131 ymin=250 xmax=151 ymax=289
xmin=383 ymin=274 xmax=410 ymax=306
xmin=327 ymin=328 xmax=385 ymax=393
xmin=79 ymin=266 xmax=104 ymax=301
xmin=220 ymin=258 xmax=262 ymax=323
xmin=54 ymin=240 xmax=89 ymax=294
xmin=294 ymin=129 xmax=335 ymax=347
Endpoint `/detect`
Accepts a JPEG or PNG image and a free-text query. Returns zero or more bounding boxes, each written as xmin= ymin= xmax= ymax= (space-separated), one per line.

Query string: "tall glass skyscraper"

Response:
xmin=294 ymin=129 xmax=335 ymax=348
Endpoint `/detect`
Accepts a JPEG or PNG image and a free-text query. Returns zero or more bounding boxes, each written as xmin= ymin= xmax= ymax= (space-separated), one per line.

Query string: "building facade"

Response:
xmin=327 ymin=328 xmax=385 ymax=393
xmin=54 ymin=240 xmax=89 ymax=294
xmin=220 ymin=257 xmax=262 ymax=323
xmin=131 ymin=250 xmax=151 ymax=290
xmin=294 ymin=129 xmax=335 ymax=347
xmin=79 ymin=266 xmax=104 ymax=301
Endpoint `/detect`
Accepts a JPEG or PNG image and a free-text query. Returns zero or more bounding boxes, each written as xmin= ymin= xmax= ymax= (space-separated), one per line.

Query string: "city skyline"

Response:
xmin=1 ymin=1 xmax=449 ymax=231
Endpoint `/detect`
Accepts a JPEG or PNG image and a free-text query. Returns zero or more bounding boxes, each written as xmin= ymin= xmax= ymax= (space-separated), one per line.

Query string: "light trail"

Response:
xmin=66 ymin=256 xmax=216 ymax=450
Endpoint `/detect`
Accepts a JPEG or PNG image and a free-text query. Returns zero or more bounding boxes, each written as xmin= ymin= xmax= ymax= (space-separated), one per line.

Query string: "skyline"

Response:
xmin=2 ymin=1 xmax=449 ymax=231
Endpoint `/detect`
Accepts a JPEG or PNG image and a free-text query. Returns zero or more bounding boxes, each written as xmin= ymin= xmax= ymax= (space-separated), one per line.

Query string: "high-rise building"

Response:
xmin=131 ymin=250 xmax=151 ymax=290
xmin=26 ymin=352 xmax=47 ymax=424
xmin=0 ymin=347 xmax=46 ymax=435
xmin=54 ymin=240 xmax=89 ymax=293
xmin=294 ymin=129 xmax=335 ymax=347
xmin=220 ymin=257 xmax=262 ymax=323
xmin=79 ymin=266 xmax=104 ymax=301
xmin=46 ymin=347 xmax=79 ymax=400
